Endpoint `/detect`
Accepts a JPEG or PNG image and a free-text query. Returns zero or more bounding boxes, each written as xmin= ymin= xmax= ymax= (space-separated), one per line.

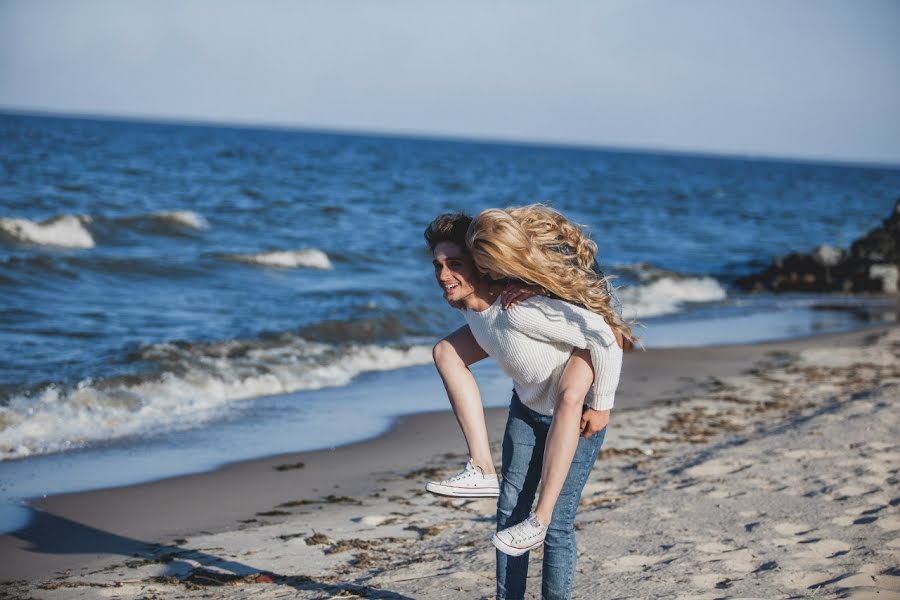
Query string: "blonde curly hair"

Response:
xmin=466 ymin=204 xmax=634 ymax=343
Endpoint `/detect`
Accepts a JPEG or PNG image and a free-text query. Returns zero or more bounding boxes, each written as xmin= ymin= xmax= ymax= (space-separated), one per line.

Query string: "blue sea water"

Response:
xmin=1 ymin=111 xmax=898 ymax=480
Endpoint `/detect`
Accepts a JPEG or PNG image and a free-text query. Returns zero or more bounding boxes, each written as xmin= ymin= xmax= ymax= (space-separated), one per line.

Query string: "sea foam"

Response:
xmin=619 ymin=276 xmax=727 ymax=319
xmin=613 ymin=263 xmax=728 ymax=319
xmin=0 ymin=215 xmax=95 ymax=248
xmin=0 ymin=338 xmax=431 ymax=460
xmin=224 ymin=249 xmax=333 ymax=270
xmin=146 ymin=210 xmax=209 ymax=230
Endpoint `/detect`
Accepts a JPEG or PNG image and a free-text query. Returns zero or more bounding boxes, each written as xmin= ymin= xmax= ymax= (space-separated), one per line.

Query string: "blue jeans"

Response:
xmin=496 ymin=393 xmax=606 ymax=600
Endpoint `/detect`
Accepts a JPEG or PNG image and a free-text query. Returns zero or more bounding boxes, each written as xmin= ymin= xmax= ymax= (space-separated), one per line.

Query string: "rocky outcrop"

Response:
xmin=737 ymin=198 xmax=900 ymax=294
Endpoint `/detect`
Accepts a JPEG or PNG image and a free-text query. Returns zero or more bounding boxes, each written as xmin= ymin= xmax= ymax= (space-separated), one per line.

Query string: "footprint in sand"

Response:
xmin=773 ymin=521 xmax=813 ymax=536
xmin=695 ymin=541 xmax=734 ymax=554
xmin=776 ymin=569 xmax=847 ymax=591
xmin=685 ymin=458 xmax=752 ymax=478
xmin=799 ymin=566 xmax=900 ymax=597
xmin=715 ymin=548 xmax=758 ymax=574
xmin=782 ymin=448 xmax=834 ymax=460
xmin=688 ymin=572 xmax=724 ymax=588
xmin=601 ymin=554 xmax=664 ymax=572
xmin=833 ymin=483 xmax=879 ymax=500
xmin=792 ymin=538 xmax=852 ymax=560
xmin=693 ymin=543 xmax=758 ymax=574
xmin=876 ymin=514 xmax=900 ymax=532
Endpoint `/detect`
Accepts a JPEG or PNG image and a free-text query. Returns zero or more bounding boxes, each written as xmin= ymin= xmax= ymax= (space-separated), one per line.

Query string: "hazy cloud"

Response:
xmin=1 ymin=0 xmax=898 ymax=164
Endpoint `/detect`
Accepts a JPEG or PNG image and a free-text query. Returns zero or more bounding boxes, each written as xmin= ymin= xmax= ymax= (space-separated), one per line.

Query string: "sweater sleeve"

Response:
xmin=506 ymin=297 xmax=623 ymax=410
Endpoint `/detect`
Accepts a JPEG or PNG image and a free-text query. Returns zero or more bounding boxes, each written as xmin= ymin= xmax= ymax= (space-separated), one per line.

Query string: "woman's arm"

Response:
xmin=506 ymin=297 xmax=623 ymax=411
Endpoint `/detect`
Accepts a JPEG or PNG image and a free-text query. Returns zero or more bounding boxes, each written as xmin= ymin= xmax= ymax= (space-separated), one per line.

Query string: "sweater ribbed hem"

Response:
xmin=590 ymin=393 xmax=616 ymax=412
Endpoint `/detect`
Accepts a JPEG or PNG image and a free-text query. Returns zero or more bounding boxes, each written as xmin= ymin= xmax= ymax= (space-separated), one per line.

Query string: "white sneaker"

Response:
xmin=425 ymin=459 xmax=500 ymax=498
xmin=492 ymin=512 xmax=547 ymax=556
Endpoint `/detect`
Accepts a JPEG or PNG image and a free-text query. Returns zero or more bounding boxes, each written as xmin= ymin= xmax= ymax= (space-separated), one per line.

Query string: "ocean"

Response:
xmin=1 ymin=112 xmax=898 ymax=528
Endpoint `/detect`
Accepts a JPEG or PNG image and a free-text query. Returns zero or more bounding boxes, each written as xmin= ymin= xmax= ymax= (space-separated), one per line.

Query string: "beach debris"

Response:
xmin=323 ymin=494 xmax=363 ymax=505
xmin=404 ymin=466 xmax=445 ymax=480
xmin=273 ymin=461 xmax=305 ymax=471
xmin=326 ymin=538 xmax=376 ymax=554
xmin=305 ymin=532 xmax=332 ymax=545
xmin=738 ymin=197 xmax=900 ymax=293
xmin=329 ymin=588 xmax=370 ymax=598
xmin=255 ymin=509 xmax=291 ymax=517
xmin=599 ymin=446 xmax=649 ymax=458
xmin=179 ymin=567 xmax=275 ymax=587
xmin=403 ymin=524 xmax=444 ymax=539
xmin=278 ymin=498 xmax=318 ymax=507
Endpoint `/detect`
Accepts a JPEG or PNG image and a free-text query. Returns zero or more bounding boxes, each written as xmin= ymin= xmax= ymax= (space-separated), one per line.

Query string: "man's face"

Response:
xmin=432 ymin=241 xmax=480 ymax=305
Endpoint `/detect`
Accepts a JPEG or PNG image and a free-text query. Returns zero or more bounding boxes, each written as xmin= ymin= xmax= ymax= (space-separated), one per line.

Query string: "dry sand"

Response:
xmin=1 ymin=326 xmax=898 ymax=599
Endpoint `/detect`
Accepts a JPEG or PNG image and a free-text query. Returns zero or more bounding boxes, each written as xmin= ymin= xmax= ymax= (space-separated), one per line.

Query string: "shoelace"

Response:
xmin=508 ymin=516 xmax=543 ymax=544
xmin=445 ymin=462 xmax=479 ymax=483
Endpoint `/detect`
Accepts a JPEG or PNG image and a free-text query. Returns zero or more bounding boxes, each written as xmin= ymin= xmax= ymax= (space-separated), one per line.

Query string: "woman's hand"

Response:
xmin=500 ymin=283 xmax=546 ymax=309
xmin=580 ymin=408 xmax=610 ymax=439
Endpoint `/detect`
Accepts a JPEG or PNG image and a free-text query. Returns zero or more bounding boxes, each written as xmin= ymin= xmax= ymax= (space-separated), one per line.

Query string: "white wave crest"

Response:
xmin=0 ymin=215 xmax=94 ymax=248
xmin=0 ymin=340 xmax=431 ymax=460
xmin=618 ymin=276 xmax=727 ymax=319
xmin=224 ymin=249 xmax=333 ymax=270
xmin=148 ymin=210 xmax=208 ymax=229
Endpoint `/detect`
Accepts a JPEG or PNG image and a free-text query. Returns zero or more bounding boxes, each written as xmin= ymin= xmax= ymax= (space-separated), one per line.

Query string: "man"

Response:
xmin=423 ymin=212 xmax=619 ymax=599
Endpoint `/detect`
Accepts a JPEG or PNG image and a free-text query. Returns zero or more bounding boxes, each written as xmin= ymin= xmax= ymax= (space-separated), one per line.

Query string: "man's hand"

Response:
xmin=500 ymin=283 xmax=546 ymax=309
xmin=580 ymin=408 xmax=610 ymax=439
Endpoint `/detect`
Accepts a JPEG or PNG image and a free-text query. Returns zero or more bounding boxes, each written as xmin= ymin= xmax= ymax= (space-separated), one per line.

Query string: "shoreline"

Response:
xmin=0 ymin=326 xmax=891 ymax=581
xmin=1 ymin=324 xmax=898 ymax=596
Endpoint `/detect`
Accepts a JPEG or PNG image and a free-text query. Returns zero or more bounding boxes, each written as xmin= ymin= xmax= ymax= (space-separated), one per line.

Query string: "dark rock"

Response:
xmin=737 ymin=198 xmax=900 ymax=294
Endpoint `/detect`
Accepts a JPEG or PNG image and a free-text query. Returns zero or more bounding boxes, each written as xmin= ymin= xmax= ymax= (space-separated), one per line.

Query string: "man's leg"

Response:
xmin=496 ymin=395 xmax=544 ymax=600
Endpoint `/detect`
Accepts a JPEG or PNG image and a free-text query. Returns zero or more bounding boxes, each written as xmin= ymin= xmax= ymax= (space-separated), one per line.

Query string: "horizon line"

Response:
xmin=3 ymin=105 xmax=899 ymax=171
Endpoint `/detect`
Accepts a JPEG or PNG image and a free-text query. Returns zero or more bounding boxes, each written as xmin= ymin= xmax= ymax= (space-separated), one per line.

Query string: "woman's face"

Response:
xmin=432 ymin=241 xmax=480 ymax=303
xmin=470 ymin=248 xmax=505 ymax=281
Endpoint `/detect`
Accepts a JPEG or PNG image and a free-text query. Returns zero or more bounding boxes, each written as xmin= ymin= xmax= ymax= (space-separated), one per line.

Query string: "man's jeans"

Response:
xmin=497 ymin=393 xmax=606 ymax=600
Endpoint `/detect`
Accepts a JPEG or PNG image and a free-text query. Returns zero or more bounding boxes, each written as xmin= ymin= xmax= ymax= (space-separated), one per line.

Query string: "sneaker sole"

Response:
xmin=491 ymin=533 xmax=544 ymax=557
xmin=425 ymin=482 xmax=500 ymax=498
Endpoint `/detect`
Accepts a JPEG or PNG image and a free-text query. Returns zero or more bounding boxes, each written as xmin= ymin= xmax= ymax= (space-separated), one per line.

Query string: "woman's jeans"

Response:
xmin=497 ymin=392 xmax=606 ymax=600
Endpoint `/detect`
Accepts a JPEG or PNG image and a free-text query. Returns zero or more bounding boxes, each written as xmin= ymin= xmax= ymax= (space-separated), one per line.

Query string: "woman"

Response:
xmin=425 ymin=206 xmax=629 ymax=599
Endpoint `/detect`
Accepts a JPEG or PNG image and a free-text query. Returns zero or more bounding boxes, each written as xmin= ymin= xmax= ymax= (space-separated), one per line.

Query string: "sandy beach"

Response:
xmin=1 ymin=325 xmax=898 ymax=599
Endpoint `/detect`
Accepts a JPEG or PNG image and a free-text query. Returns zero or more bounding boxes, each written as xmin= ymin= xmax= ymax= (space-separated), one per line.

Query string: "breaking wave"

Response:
xmin=0 ymin=210 xmax=208 ymax=249
xmin=0 ymin=215 xmax=94 ymax=248
xmin=0 ymin=334 xmax=431 ymax=460
xmin=222 ymin=249 xmax=333 ymax=270
xmin=137 ymin=210 xmax=209 ymax=229
xmin=613 ymin=262 xmax=728 ymax=319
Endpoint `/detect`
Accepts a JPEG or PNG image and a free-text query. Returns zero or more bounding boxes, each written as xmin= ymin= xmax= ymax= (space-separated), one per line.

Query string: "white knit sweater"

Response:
xmin=464 ymin=295 xmax=623 ymax=415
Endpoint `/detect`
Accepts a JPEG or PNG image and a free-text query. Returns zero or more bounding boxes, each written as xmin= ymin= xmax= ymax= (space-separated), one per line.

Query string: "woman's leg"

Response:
xmin=532 ymin=348 xmax=594 ymax=524
xmin=432 ymin=325 xmax=494 ymax=472
xmin=496 ymin=394 xmax=544 ymax=600
xmin=541 ymin=424 xmax=606 ymax=600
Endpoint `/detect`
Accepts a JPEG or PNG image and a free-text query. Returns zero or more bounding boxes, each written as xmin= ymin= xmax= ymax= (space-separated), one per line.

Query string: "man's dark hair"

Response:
xmin=424 ymin=212 xmax=472 ymax=252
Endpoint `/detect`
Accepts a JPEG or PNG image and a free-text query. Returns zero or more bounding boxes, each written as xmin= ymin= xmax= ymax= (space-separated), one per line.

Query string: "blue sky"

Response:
xmin=1 ymin=0 xmax=899 ymax=164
